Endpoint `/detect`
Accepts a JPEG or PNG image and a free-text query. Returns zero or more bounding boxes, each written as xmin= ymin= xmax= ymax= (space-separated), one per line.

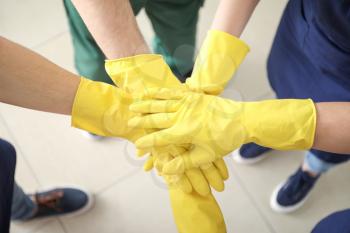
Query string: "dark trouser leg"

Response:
xmin=145 ymin=0 xmax=204 ymax=82
xmin=63 ymin=0 xmax=143 ymax=84
xmin=0 ymin=139 xmax=17 ymax=233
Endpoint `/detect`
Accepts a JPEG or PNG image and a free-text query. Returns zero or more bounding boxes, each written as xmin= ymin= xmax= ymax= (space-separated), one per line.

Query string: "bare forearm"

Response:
xmin=211 ymin=0 xmax=259 ymax=37
xmin=313 ymin=102 xmax=350 ymax=154
xmin=71 ymin=0 xmax=149 ymax=59
xmin=0 ymin=37 xmax=80 ymax=115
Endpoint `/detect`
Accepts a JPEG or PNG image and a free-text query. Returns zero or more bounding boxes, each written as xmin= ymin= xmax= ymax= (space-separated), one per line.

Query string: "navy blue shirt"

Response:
xmin=315 ymin=0 xmax=350 ymax=52
xmin=312 ymin=209 xmax=350 ymax=233
xmin=267 ymin=0 xmax=350 ymax=160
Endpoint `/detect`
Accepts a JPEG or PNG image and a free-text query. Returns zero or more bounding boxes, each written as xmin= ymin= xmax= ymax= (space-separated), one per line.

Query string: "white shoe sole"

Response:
xmin=270 ymin=182 xmax=309 ymax=214
xmin=232 ymin=149 xmax=268 ymax=165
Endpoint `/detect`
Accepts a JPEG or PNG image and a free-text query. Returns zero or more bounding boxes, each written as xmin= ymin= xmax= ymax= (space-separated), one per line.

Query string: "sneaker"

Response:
xmin=232 ymin=143 xmax=271 ymax=165
xmin=270 ymin=167 xmax=319 ymax=213
xmin=22 ymin=187 xmax=94 ymax=221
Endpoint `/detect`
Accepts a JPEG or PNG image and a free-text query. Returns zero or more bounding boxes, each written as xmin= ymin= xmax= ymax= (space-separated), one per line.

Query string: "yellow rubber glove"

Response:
xmin=71 ymin=77 xmax=142 ymax=141
xmin=186 ymin=30 xmax=249 ymax=95
xmin=147 ymin=146 xmax=227 ymax=196
xmin=105 ymin=54 xmax=228 ymax=193
xmin=106 ymin=55 xmax=227 ymax=233
xmin=72 ymin=77 xmax=200 ymax=194
xmin=169 ymin=189 xmax=226 ymax=233
xmin=129 ymin=88 xmax=317 ymax=174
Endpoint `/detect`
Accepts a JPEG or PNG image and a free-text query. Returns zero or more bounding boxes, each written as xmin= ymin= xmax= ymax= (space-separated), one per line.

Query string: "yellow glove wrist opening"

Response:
xmin=242 ymin=99 xmax=317 ymax=150
xmin=186 ymin=30 xmax=250 ymax=95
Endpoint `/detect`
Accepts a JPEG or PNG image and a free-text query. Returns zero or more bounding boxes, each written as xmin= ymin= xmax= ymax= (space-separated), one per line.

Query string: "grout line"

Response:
xmin=58 ymin=219 xmax=68 ymax=233
xmin=230 ymin=167 xmax=277 ymax=233
xmin=23 ymin=218 xmax=57 ymax=233
xmin=31 ymin=30 xmax=69 ymax=50
xmin=96 ymin=168 xmax=141 ymax=195
xmin=0 ymin=111 xmax=42 ymax=186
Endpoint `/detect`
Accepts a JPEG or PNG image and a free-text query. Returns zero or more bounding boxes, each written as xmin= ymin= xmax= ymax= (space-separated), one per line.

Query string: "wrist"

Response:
xmin=71 ymin=77 xmax=119 ymax=136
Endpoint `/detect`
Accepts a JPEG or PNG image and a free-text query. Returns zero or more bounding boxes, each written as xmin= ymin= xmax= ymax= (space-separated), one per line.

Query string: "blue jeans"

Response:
xmin=304 ymin=151 xmax=339 ymax=174
xmin=0 ymin=138 xmax=17 ymax=233
xmin=11 ymin=183 xmax=36 ymax=220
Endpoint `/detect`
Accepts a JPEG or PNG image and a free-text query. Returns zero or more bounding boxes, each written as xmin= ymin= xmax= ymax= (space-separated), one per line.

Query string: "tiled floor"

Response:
xmin=1 ymin=1 xmax=350 ymax=233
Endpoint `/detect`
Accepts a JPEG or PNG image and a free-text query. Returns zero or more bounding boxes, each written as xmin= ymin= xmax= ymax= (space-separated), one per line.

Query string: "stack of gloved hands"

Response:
xmin=69 ymin=29 xmax=316 ymax=233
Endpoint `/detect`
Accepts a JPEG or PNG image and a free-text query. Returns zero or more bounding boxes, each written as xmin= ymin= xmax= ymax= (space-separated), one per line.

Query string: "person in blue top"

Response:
xmin=231 ymin=0 xmax=350 ymax=213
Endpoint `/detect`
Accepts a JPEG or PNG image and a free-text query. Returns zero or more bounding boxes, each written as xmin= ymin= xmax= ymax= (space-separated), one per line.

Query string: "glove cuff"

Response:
xmin=105 ymin=54 xmax=181 ymax=92
xmin=242 ymin=99 xmax=317 ymax=150
xmin=71 ymin=77 xmax=130 ymax=137
xmin=186 ymin=30 xmax=250 ymax=95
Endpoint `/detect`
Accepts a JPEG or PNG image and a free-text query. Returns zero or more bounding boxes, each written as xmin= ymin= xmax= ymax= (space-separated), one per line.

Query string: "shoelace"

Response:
xmin=34 ymin=190 xmax=64 ymax=212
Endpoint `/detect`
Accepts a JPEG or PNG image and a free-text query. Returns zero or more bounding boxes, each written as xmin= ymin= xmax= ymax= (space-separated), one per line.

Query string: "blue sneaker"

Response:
xmin=233 ymin=143 xmax=271 ymax=164
xmin=20 ymin=187 xmax=94 ymax=221
xmin=270 ymin=167 xmax=319 ymax=213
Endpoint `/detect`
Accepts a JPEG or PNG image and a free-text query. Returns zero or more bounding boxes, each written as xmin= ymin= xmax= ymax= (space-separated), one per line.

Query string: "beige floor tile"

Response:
xmin=34 ymin=220 xmax=65 ymax=233
xmin=11 ymin=219 xmax=57 ymax=233
xmin=0 ymin=103 xmax=145 ymax=193
xmin=231 ymin=0 xmax=288 ymax=101
xmin=230 ymin=150 xmax=350 ymax=233
xmin=0 ymin=114 xmax=50 ymax=233
xmin=215 ymin=157 xmax=273 ymax=233
xmin=34 ymin=32 xmax=75 ymax=73
xmin=13 ymin=220 xmax=65 ymax=233
xmin=61 ymin=159 xmax=272 ymax=233
xmin=0 ymin=0 xmax=68 ymax=48
xmin=61 ymin=170 xmax=177 ymax=233
xmin=0 ymin=114 xmax=39 ymax=191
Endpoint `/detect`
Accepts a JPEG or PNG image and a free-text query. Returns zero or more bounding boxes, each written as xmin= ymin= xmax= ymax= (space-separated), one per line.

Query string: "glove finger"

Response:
xmin=137 ymin=149 xmax=150 ymax=157
xmin=163 ymin=145 xmax=217 ymax=174
xmin=151 ymin=148 xmax=174 ymax=174
xmin=200 ymin=164 xmax=225 ymax=192
xmin=165 ymin=174 xmax=192 ymax=193
xmin=214 ymin=158 xmax=229 ymax=180
xmin=168 ymin=145 xmax=187 ymax=157
xmin=185 ymin=169 xmax=211 ymax=196
xmin=135 ymin=128 xmax=183 ymax=149
xmin=128 ymin=113 xmax=175 ymax=129
xmin=129 ymin=100 xmax=180 ymax=114
xmin=176 ymin=175 xmax=193 ymax=193
xmin=143 ymin=156 xmax=154 ymax=171
xmin=143 ymin=87 xmax=186 ymax=100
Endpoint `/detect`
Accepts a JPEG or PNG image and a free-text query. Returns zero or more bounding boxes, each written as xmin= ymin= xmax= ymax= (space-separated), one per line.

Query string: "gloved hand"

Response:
xmin=129 ymin=88 xmax=317 ymax=174
xmin=71 ymin=74 xmax=215 ymax=195
xmin=106 ymin=55 xmax=228 ymax=233
xmin=105 ymin=54 xmax=228 ymax=195
xmin=71 ymin=77 xmax=142 ymax=141
xmin=169 ymin=189 xmax=226 ymax=233
xmin=185 ymin=30 xmax=249 ymax=95
xmin=145 ymin=146 xmax=228 ymax=195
